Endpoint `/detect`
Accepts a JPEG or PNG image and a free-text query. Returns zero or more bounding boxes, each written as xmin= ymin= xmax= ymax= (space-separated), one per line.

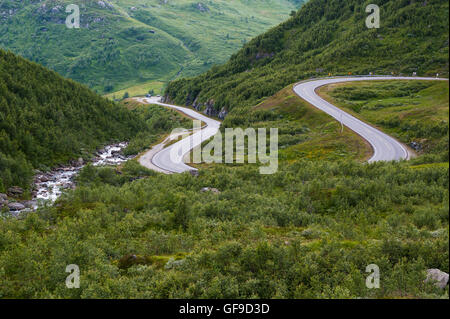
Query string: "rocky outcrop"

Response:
xmin=203 ymin=99 xmax=217 ymax=117
xmin=425 ymin=269 xmax=449 ymax=289
xmin=8 ymin=202 xmax=25 ymax=211
xmin=409 ymin=141 xmax=422 ymax=151
xmin=98 ymin=1 xmax=113 ymax=9
xmin=255 ymin=52 xmax=275 ymax=60
xmin=167 ymin=94 xmax=224 ymax=119
xmin=161 ymin=94 xmax=172 ymax=104
xmin=7 ymin=186 xmax=23 ymax=197
xmin=195 ymin=3 xmax=210 ymax=13
xmin=39 ymin=175 xmax=49 ymax=183
xmin=0 ymin=8 xmax=19 ymax=20
xmin=192 ymin=97 xmax=201 ymax=111
xmin=185 ymin=93 xmax=195 ymax=106
xmin=218 ymin=107 xmax=228 ymax=120
xmin=50 ymin=5 xmax=63 ymax=14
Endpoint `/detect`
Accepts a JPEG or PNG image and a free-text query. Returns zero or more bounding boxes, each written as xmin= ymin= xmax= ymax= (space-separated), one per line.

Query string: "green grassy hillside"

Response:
xmin=165 ymin=0 xmax=449 ymax=114
xmin=0 ymin=0 xmax=306 ymax=94
xmin=0 ymin=49 xmax=145 ymax=192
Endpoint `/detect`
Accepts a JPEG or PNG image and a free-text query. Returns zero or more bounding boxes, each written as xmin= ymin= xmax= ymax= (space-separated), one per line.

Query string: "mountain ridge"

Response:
xmin=164 ymin=0 xmax=449 ymax=115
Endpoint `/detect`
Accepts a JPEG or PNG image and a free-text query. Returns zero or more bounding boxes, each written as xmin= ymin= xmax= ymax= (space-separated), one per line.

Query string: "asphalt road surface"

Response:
xmin=293 ymin=76 xmax=447 ymax=162
xmin=136 ymin=97 xmax=221 ymax=173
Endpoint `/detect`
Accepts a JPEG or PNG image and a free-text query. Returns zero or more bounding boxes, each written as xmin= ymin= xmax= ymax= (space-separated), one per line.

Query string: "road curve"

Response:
xmin=135 ymin=97 xmax=221 ymax=173
xmin=293 ymin=76 xmax=448 ymax=162
xmin=136 ymin=76 xmax=447 ymax=173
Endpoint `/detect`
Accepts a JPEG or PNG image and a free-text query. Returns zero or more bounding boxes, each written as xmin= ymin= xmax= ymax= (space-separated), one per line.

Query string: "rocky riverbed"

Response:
xmin=1 ymin=142 xmax=134 ymax=216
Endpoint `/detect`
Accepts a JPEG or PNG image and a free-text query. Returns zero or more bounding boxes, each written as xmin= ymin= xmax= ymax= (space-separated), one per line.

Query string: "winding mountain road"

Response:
xmin=135 ymin=97 xmax=221 ymax=173
xmin=136 ymin=76 xmax=447 ymax=173
xmin=293 ymin=76 xmax=448 ymax=162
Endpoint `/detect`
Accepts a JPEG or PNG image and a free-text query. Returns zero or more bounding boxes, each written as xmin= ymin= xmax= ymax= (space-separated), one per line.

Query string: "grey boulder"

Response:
xmin=8 ymin=202 xmax=25 ymax=211
xmin=7 ymin=186 xmax=23 ymax=196
xmin=189 ymin=170 xmax=199 ymax=177
xmin=425 ymin=269 xmax=449 ymax=289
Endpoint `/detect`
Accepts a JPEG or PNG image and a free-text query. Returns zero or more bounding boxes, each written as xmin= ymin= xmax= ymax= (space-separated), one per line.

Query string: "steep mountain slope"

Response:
xmin=0 ymin=0 xmax=306 ymax=93
xmin=0 ymin=49 xmax=144 ymax=192
xmin=165 ymin=0 xmax=449 ymax=114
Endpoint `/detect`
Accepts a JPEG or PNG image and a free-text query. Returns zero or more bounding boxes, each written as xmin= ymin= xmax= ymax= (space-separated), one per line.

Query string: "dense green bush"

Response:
xmin=0 ymin=159 xmax=447 ymax=298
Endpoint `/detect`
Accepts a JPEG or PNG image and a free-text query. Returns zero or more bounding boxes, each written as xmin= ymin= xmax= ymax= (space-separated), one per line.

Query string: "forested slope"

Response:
xmin=165 ymin=0 xmax=449 ymax=114
xmin=0 ymin=49 xmax=143 ymax=192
